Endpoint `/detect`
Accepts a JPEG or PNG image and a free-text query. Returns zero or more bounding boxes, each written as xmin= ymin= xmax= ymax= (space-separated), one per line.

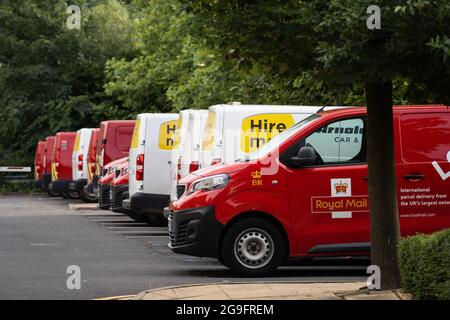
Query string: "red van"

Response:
xmin=95 ymin=120 xmax=135 ymax=182
xmin=42 ymin=136 xmax=59 ymax=196
xmin=83 ymin=128 xmax=100 ymax=196
xmin=168 ymin=106 xmax=450 ymax=276
xmin=98 ymin=157 xmax=128 ymax=209
xmin=34 ymin=141 xmax=46 ymax=189
xmin=110 ymin=162 xmax=130 ymax=213
xmin=49 ymin=132 xmax=78 ymax=198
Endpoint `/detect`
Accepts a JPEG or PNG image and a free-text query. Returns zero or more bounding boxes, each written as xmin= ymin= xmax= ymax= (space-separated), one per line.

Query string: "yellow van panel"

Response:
xmin=240 ymin=114 xmax=295 ymax=153
xmin=173 ymin=116 xmax=183 ymax=150
xmin=130 ymin=118 xmax=141 ymax=150
xmin=202 ymin=111 xmax=217 ymax=151
xmin=73 ymin=132 xmax=81 ymax=152
xmin=159 ymin=120 xmax=178 ymax=150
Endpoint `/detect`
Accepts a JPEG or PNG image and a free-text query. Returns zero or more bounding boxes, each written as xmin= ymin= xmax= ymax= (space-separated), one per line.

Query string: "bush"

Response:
xmin=399 ymin=229 xmax=450 ymax=299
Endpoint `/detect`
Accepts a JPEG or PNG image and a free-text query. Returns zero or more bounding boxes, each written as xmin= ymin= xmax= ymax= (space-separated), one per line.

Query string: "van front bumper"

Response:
xmin=69 ymin=179 xmax=87 ymax=192
xmin=111 ymin=185 xmax=128 ymax=212
xmin=49 ymin=180 xmax=73 ymax=193
xmin=168 ymin=206 xmax=223 ymax=258
xmin=126 ymin=192 xmax=170 ymax=215
xmin=98 ymin=183 xmax=111 ymax=210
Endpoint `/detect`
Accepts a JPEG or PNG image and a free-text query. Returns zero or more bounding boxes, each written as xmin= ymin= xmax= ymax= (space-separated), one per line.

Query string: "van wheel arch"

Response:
xmin=217 ymin=211 xmax=290 ymax=264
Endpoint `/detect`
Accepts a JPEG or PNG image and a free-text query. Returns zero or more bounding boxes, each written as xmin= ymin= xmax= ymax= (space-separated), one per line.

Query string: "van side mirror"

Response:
xmin=291 ymin=146 xmax=317 ymax=167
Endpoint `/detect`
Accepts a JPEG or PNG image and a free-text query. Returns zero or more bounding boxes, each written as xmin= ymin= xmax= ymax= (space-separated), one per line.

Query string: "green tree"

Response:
xmin=182 ymin=0 xmax=450 ymax=288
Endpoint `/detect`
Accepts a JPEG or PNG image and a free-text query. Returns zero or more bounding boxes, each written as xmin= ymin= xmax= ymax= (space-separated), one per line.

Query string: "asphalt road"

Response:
xmin=0 ymin=194 xmax=368 ymax=300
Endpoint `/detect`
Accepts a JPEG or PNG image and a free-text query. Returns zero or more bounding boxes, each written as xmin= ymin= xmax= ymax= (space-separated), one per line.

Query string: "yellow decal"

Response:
xmin=173 ymin=116 xmax=183 ymax=149
xmin=159 ymin=120 xmax=178 ymax=150
xmin=241 ymin=114 xmax=295 ymax=153
xmin=51 ymin=162 xmax=58 ymax=181
xmin=251 ymin=170 xmax=263 ymax=186
xmin=73 ymin=132 xmax=81 ymax=152
xmin=130 ymin=118 xmax=141 ymax=150
xmin=202 ymin=111 xmax=217 ymax=151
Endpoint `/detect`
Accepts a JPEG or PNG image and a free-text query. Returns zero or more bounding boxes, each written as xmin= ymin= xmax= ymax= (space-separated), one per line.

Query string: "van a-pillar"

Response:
xmin=365 ymin=80 xmax=401 ymax=289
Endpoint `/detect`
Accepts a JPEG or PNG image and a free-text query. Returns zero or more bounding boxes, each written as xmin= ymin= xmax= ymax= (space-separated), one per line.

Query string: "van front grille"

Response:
xmin=98 ymin=184 xmax=111 ymax=208
xmin=176 ymin=184 xmax=186 ymax=199
xmin=168 ymin=213 xmax=197 ymax=247
xmin=111 ymin=185 xmax=127 ymax=211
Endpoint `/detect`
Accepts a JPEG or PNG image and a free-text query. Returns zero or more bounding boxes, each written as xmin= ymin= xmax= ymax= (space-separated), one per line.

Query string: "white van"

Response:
xmin=123 ymin=113 xmax=178 ymax=224
xmin=169 ymin=110 xmax=208 ymax=201
xmin=70 ymin=128 xmax=97 ymax=202
xmin=199 ymin=104 xmax=329 ymax=169
xmin=179 ymin=110 xmax=209 ymax=179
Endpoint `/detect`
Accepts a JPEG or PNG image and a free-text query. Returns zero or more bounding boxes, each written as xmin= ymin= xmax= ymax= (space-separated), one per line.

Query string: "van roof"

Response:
xmin=317 ymin=105 xmax=449 ymax=117
xmin=209 ymin=104 xmax=324 ymax=113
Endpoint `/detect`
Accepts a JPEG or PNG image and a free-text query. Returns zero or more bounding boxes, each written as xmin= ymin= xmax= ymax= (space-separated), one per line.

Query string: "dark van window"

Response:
xmin=400 ymin=113 xmax=450 ymax=163
xmin=115 ymin=126 xmax=134 ymax=152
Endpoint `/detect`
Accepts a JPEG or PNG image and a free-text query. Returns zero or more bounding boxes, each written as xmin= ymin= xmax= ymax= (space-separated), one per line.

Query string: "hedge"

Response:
xmin=398 ymin=228 xmax=450 ymax=299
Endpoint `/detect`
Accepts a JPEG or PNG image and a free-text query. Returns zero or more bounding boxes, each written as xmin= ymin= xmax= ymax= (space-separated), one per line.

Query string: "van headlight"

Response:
xmin=187 ymin=174 xmax=230 ymax=195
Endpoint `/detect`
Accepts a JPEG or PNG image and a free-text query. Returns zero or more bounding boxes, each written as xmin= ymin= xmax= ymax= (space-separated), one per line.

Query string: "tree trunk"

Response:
xmin=365 ymin=81 xmax=401 ymax=290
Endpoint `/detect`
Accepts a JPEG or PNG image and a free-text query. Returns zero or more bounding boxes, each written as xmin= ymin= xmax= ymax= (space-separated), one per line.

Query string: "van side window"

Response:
xmin=282 ymin=118 xmax=366 ymax=167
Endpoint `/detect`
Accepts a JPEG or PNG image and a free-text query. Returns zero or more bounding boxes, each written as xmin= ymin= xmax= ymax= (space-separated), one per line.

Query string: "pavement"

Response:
xmin=117 ymin=282 xmax=411 ymax=300
xmin=0 ymin=193 xmax=372 ymax=300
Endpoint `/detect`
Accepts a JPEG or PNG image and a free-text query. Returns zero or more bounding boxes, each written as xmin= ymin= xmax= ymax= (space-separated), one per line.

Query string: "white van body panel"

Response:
xmin=72 ymin=129 xmax=93 ymax=181
xmin=169 ymin=110 xmax=207 ymax=201
xmin=129 ymin=113 xmax=178 ymax=199
xmin=199 ymin=105 xmax=337 ymax=169
xmin=179 ymin=110 xmax=209 ymax=181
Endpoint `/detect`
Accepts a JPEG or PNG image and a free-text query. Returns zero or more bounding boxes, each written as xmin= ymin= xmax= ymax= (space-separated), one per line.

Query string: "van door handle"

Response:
xmin=403 ymin=174 xmax=425 ymax=181
xmin=363 ymin=176 xmax=368 ymax=181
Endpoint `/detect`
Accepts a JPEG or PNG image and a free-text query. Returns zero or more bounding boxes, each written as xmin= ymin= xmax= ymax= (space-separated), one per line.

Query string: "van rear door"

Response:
xmin=396 ymin=111 xmax=450 ymax=235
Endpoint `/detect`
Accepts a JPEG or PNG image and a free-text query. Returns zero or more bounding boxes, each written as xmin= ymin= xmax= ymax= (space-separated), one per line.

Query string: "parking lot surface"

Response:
xmin=0 ymin=194 xmax=368 ymax=300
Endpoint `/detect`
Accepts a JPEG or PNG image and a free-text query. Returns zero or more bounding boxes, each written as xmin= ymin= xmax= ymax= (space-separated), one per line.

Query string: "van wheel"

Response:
xmin=79 ymin=188 xmax=97 ymax=203
xmin=222 ymin=218 xmax=285 ymax=277
xmin=62 ymin=192 xmax=79 ymax=199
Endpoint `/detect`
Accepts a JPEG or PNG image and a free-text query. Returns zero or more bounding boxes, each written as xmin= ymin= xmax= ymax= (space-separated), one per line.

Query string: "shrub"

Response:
xmin=399 ymin=229 xmax=450 ymax=299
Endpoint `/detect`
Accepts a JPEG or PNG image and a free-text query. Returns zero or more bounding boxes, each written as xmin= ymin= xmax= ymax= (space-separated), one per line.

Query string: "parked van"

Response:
xmin=168 ymin=106 xmax=450 ymax=276
xmin=169 ymin=110 xmax=190 ymax=201
xmin=124 ymin=113 xmax=178 ymax=224
xmin=50 ymin=132 xmax=79 ymax=199
xmin=199 ymin=104 xmax=327 ymax=169
xmin=84 ymin=128 xmax=100 ymax=196
xmin=169 ymin=110 xmax=207 ymax=201
xmin=110 ymin=161 xmax=130 ymax=213
xmin=42 ymin=136 xmax=59 ymax=196
xmin=94 ymin=120 xmax=135 ymax=192
xmin=34 ymin=141 xmax=46 ymax=189
xmin=98 ymin=157 xmax=128 ymax=210
xmin=70 ymin=128 xmax=97 ymax=202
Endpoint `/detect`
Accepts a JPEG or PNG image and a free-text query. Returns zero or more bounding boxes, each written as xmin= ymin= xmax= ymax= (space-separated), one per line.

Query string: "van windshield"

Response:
xmin=242 ymin=114 xmax=321 ymax=162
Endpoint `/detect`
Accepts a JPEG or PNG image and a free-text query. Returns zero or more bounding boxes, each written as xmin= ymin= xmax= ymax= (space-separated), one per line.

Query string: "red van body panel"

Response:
xmin=169 ymin=106 xmax=450 ymax=261
xmin=95 ymin=120 xmax=135 ymax=176
xmin=51 ymin=132 xmax=77 ymax=181
xmin=44 ymin=136 xmax=56 ymax=175
xmin=34 ymin=141 xmax=46 ymax=182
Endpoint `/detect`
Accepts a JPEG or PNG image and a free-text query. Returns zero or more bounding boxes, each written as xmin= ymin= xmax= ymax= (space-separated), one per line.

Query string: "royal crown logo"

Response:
xmin=334 ymin=181 xmax=348 ymax=193
xmin=251 ymin=170 xmax=262 ymax=179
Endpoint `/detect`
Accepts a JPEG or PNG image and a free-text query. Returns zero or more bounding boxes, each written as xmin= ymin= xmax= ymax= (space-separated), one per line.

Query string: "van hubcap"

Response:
xmin=234 ymin=228 xmax=274 ymax=269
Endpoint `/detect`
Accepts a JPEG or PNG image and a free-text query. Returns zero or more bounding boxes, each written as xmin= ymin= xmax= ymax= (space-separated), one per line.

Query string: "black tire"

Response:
xmin=222 ymin=217 xmax=285 ymax=277
xmin=47 ymin=189 xmax=61 ymax=197
xmin=79 ymin=188 xmax=98 ymax=203
xmin=62 ymin=192 xmax=79 ymax=199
